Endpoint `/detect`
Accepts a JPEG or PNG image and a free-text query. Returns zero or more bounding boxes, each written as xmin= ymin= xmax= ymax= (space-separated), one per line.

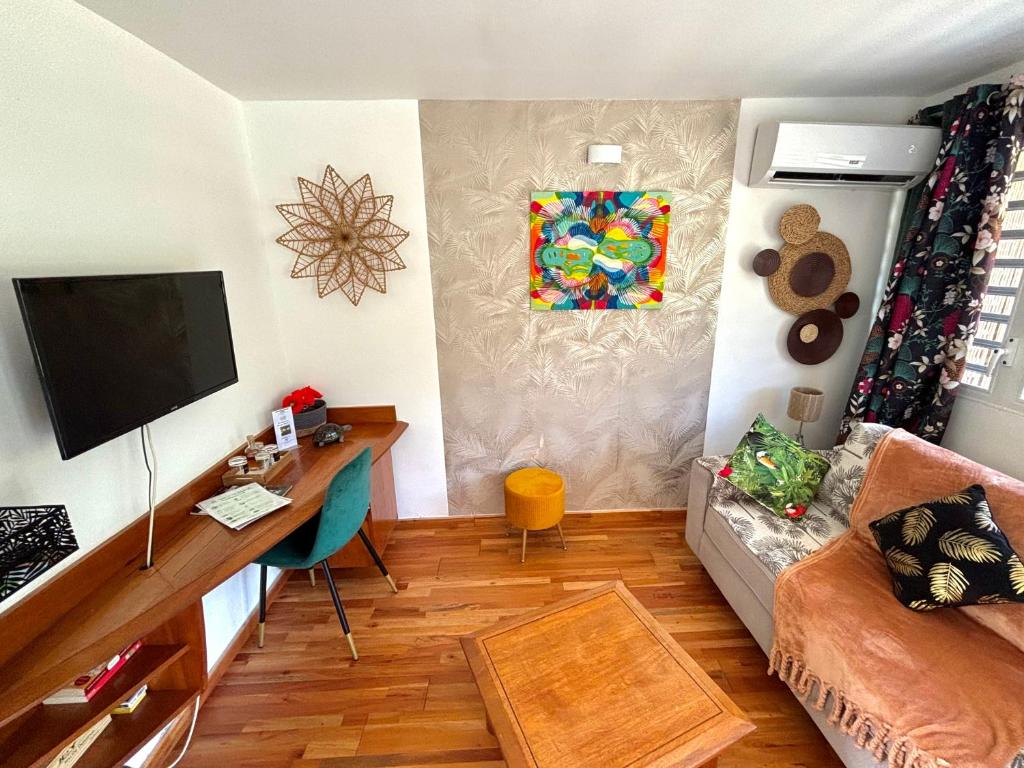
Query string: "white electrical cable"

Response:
xmin=165 ymin=694 xmax=201 ymax=768
xmin=146 ymin=423 xmax=157 ymax=510
xmin=141 ymin=424 xmax=158 ymax=568
xmin=138 ymin=426 xmax=199 ymax=768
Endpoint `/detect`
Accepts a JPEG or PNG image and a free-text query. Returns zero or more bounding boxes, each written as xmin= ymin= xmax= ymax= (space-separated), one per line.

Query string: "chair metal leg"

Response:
xmin=320 ymin=560 xmax=358 ymax=660
xmin=257 ymin=564 xmax=267 ymax=648
xmin=356 ymin=527 xmax=398 ymax=593
xmin=308 ymin=568 xmax=316 ymax=587
xmin=521 ymin=529 xmax=528 ymax=563
xmin=556 ymin=523 xmax=567 ymax=550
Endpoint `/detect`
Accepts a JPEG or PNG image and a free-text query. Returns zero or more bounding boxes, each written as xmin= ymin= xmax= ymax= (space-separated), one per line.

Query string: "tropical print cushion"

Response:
xmin=721 ymin=414 xmax=830 ymax=519
xmin=694 ymin=423 xmax=887 ymax=578
xmin=869 ymin=484 xmax=1024 ymax=612
xmin=699 ymin=454 xmax=848 ymax=576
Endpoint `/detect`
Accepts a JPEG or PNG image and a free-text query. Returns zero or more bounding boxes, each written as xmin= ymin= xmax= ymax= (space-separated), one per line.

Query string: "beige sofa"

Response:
xmin=685 ymin=424 xmax=891 ymax=768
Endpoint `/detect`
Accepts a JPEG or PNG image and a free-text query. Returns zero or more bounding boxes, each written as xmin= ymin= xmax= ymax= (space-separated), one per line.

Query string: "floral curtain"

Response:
xmin=840 ymin=78 xmax=1024 ymax=443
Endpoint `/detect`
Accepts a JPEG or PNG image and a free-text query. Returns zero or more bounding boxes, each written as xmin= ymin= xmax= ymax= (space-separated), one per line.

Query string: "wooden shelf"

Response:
xmin=0 ymin=410 xmax=408 ymax=728
xmin=75 ymin=689 xmax=197 ymax=768
xmin=0 ymin=644 xmax=189 ymax=768
xmin=0 ymin=406 xmax=406 ymax=768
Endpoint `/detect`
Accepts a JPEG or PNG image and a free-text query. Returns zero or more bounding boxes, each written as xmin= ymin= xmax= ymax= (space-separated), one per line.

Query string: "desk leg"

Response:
xmin=328 ymin=448 xmax=399 ymax=568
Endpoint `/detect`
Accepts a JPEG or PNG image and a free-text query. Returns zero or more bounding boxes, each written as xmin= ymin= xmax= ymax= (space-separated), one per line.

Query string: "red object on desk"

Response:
xmin=282 ymin=386 xmax=322 ymax=414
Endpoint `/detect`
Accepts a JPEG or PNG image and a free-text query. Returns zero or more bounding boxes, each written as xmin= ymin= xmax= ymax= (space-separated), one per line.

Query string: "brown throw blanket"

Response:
xmin=769 ymin=428 xmax=1024 ymax=768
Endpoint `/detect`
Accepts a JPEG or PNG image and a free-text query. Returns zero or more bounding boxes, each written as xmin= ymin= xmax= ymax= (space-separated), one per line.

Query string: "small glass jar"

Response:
xmin=254 ymin=450 xmax=272 ymax=471
xmin=264 ymin=443 xmax=280 ymax=462
xmin=228 ymin=455 xmax=249 ymax=474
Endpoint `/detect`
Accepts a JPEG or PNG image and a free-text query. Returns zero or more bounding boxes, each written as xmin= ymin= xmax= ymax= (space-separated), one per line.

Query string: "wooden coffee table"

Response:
xmin=461 ymin=582 xmax=754 ymax=768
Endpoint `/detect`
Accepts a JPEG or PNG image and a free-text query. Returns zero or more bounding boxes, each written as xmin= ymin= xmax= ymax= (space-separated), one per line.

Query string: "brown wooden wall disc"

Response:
xmin=787 ymin=309 xmax=843 ymax=365
xmin=753 ymin=249 xmax=780 ymax=276
xmin=834 ymin=291 xmax=861 ymax=319
xmin=768 ymin=232 xmax=850 ymax=315
xmin=789 ymin=252 xmax=835 ymax=297
xmin=779 ymin=204 xmax=820 ymax=245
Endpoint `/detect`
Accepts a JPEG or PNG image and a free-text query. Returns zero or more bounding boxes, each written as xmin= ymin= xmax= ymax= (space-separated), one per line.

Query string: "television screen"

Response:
xmin=14 ymin=272 xmax=238 ymax=460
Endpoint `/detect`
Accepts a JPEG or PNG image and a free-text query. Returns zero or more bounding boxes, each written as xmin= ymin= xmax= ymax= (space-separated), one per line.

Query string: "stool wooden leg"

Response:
xmin=520 ymin=529 xmax=528 ymax=563
xmin=257 ymin=564 xmax=267 ymax=648
xmin=308 ymin=568 xmax=316 ymax=587
xmin=320 ymin=560 xmax=358 ymax=660
xmin=556 ymin=523 xmax=567 ymax=550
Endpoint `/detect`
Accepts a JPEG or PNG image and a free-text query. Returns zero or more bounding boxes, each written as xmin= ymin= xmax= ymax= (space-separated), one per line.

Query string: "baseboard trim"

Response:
xmin=407 ymin=507 xmax=687 ymax=521
xmin=566 ymin=507 xmax=685 ymax=515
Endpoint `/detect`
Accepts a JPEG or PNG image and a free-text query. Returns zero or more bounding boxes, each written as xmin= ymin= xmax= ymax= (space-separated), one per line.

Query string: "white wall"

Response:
xmin=927 ymin=59 xmax=1024 ymax=103
xmin=926 ymin=60 xmax=1024 ymax=480
xmin=944 ymin=398 xmax=1024 ymax=479
xmin=0 ymin=0 xmax=284 ymax=667
xmin=242 ymin=101 xmax=449 ymax=518
xmin=704 ymin=97 xmax=921 ymax=454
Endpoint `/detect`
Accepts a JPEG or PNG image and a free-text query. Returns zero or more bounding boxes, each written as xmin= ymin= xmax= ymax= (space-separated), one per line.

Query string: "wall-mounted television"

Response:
xmin=13 ymin=271 xmax=239 ymax=460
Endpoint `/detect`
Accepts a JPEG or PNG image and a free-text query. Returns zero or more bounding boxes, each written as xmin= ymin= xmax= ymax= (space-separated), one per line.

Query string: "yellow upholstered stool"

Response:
xmin=504 ymin=468 xmax=566 ymax=563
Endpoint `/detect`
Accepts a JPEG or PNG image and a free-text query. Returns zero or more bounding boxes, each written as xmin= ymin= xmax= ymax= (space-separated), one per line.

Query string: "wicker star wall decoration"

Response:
xmin=275 ymin=165 xmax=409 ymax=306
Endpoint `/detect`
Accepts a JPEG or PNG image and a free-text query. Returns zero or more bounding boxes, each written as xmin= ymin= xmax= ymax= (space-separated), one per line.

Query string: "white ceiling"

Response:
xmin=78 ymin=0 xmax=1024 ymax=100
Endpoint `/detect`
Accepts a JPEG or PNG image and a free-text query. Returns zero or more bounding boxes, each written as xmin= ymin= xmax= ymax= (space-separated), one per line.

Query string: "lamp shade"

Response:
xmin=787 ymin=387 xmax=824 ymax=423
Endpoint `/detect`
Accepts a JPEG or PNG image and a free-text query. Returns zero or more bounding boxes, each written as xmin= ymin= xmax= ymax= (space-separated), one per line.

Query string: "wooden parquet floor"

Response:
xmin=182 ymin=511 xmax=842 ymax=768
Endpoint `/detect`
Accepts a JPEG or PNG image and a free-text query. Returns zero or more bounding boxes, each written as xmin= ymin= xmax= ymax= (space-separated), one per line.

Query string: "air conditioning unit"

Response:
xmin=749 ymin=122 xmax=941 ymax=190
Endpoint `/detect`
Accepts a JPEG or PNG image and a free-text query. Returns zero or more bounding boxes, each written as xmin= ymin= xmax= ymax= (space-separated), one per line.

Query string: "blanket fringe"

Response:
xmin=768 ymin=645 xmax=945 ymax=768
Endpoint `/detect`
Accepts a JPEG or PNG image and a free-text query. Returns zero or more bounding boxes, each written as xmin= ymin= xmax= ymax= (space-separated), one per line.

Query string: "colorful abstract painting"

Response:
xmin=529 ymin=191 xmax=671 ymax=310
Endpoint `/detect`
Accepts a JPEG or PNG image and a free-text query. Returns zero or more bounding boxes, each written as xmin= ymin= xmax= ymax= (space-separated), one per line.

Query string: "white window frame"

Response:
xmin=960 ymin=166 xmax=1024 ymax=414
xmin=960 ymin=302 xmax=1024 ymax=415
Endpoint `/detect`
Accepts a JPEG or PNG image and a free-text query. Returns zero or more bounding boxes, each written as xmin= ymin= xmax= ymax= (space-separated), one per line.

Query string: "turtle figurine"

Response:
xmin=753 ymin=204 xmax=860 ymax=364
xmin=313 ymin=422 xmax=353 ymax=448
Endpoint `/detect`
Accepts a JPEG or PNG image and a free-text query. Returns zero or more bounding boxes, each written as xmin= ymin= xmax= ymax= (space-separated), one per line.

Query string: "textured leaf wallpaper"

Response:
xmin=419 ymin=100 xmax=738 ymax=515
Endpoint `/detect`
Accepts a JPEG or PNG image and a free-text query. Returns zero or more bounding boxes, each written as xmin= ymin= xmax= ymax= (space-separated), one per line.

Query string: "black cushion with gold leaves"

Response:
xmin=869 ymin=484 xmax=1024 ymax=612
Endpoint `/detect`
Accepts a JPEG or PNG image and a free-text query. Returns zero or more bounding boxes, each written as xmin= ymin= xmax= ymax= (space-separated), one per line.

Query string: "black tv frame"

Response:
xmin=13 ymin=271 xmax=239 ymax=460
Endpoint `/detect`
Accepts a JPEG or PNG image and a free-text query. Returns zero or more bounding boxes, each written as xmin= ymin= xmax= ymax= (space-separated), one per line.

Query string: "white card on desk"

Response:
xmin=272 ymin=407 xmax=299 ymax=450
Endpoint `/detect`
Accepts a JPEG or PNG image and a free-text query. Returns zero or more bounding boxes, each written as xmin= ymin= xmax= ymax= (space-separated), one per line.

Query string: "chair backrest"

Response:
xmin=306 ymin=448 xmax=372 ymax=565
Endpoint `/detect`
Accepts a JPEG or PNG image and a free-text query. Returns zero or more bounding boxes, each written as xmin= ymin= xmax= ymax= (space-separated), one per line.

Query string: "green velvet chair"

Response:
xmin=255 ymin=448 xmax=397 ymax=660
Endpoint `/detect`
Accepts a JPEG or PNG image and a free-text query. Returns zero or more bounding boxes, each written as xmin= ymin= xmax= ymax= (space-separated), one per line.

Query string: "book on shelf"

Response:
xmin=43 ymin=640 xmax=142 ymax=704
xmin=45 ymin=714 xmax=111 ymax=768
xmin=112 ymin=684 xmax=147 ymax=715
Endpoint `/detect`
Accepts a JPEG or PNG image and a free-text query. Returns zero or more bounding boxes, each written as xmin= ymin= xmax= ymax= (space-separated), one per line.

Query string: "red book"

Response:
xmin=43 ymin=640 xmax=142 ymax=705
xmin=83 ymin=640 xmax=142 ymax=699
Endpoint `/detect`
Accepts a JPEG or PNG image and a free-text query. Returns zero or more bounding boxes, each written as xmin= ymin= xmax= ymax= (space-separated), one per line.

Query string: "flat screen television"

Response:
xmin=14 ymin=271 xmax=238 ymax=460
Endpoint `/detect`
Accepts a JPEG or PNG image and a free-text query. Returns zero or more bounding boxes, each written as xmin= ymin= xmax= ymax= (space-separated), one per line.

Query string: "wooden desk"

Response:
xmin=0 ymin=405 xmax=406 ymax=768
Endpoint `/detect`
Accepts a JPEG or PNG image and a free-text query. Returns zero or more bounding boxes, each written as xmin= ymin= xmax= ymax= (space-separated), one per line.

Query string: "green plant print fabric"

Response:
xmin=721 ymin=415 xmax=831 ymax=519
xmin=840 ymin=79 xmax=1024 ymax=443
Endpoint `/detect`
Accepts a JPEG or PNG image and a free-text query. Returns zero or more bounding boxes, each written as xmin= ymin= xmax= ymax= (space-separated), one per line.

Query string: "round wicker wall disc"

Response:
xmin=768 ymin=232 xmax=850 ymax=315
xmin=799 ymin=324 xmax=819 ymax=343
xmin=788 ymin=309 xmax=843 ymax=364
xmin=779 ymin=204 xmax=820 ymax=245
